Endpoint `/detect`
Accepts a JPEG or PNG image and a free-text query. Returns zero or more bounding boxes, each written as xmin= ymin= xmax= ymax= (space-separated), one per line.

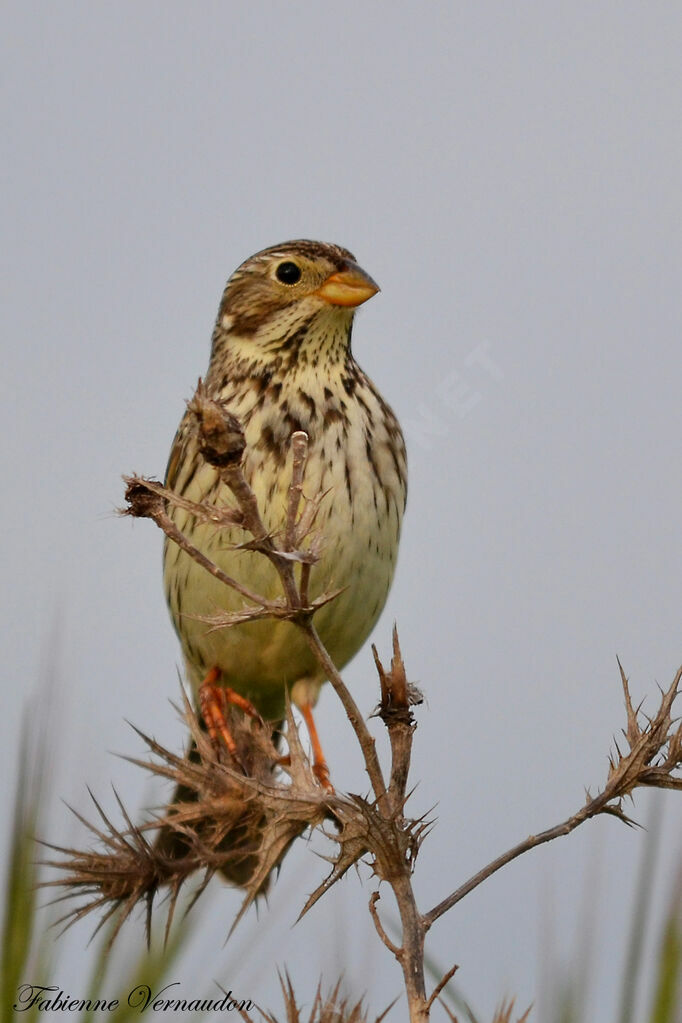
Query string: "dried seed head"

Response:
xmin=187 ymin=381 xmax=246 ymax=467
xmin=122 ymin=477 xmax=166 ymax=519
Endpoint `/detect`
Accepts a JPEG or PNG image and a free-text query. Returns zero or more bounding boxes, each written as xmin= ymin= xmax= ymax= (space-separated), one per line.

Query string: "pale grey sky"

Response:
xmin=2 ymin=3 xmax=681 ymax=1020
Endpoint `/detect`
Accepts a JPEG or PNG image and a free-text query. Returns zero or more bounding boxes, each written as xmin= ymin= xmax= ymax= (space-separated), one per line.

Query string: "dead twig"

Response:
xmin=425 ymin=963 xmax=459 ymax=1014
xmin=368 ymin=891 xmax=402 ymax=958
xmin=424 ymin=662 xmax=682 ymax=929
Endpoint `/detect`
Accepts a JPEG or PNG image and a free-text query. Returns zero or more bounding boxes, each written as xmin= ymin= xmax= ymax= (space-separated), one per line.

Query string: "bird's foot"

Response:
xmin=312 ymin=759 xmax=333 ymax=792
xmin=276 ymin=751 xmax=334 ymax=793
xmin=299 ymin=702 xmax=334 ymax=793
xmin=198 ymin=667 xmax=265 ymax=770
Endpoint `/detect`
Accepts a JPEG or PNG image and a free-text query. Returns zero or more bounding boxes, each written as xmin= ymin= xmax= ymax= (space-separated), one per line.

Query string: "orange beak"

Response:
xmin=315 ymin=263 xmax=380 ymax=308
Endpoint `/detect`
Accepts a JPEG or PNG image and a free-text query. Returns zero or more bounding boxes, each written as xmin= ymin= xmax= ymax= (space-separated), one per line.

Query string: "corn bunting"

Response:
xmin=163 ymin=240 xmax=407 ymax=790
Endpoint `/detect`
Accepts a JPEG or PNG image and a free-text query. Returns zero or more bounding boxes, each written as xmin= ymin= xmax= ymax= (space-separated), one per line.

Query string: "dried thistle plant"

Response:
xmin=489 ymin=1003 xmax=532 ymax=1023
xmin=239 ymin=971 xmax=394 ymax=1023
xmin=44 ymin=382 xmax=682 ymax=1022
xmin=41 ymin=689 xmax=324 ymax=945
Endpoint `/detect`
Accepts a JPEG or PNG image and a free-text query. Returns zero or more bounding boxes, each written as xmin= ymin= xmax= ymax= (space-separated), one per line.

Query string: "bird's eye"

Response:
xmin=275 ymin=261 xmax=302 ymax=285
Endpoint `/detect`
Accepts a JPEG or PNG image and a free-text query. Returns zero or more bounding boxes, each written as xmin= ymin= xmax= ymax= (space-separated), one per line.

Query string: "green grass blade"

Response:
xmin=106 ymin=913 xmax=195 ymax=1023
xmin=618 ymin=797 xmax=663 ymax=1023
xmin=0 ymin=716 xmax=44 ymax=1018
xmin=647 ymin=878 xmax=682 ymax=1023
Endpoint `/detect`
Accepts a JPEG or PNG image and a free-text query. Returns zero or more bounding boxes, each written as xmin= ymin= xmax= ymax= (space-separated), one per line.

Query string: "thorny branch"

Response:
xmin=47 ymin=379 xmax=682 ymax=1022
xmin=423 ymin=661 xmax=682 ymax=929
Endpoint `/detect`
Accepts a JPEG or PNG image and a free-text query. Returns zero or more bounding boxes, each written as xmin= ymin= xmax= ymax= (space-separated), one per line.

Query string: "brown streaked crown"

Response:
xmin=249 ymin=239 xmax=357 ymax=266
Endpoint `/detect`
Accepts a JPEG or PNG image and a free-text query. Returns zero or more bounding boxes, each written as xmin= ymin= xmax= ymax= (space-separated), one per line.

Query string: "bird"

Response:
xmin=162 ymin=239 xmax=407 ymax=817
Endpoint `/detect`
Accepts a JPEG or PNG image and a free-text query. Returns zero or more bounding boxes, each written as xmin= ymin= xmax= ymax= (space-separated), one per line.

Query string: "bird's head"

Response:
xmin=211 ymin=241 xmax=379 ymax=368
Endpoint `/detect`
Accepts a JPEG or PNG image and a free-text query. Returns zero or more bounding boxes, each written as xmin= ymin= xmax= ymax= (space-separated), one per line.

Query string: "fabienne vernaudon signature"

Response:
xmin=14 ymin=983 xmax=253 ymax=1014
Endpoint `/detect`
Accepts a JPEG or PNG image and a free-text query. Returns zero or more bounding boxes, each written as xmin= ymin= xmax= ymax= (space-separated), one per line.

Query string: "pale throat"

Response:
xmin=214 ymin=304 xmax=357 ymax=395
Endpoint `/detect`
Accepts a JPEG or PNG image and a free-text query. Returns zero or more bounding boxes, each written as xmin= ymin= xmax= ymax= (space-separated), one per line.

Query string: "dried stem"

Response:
xmin=301 ymin=622 xmax=388 ymax=808
xmin=372 ymin=628 xmax=420 ymax=813
xmin=284 ymin=430 xmax=308 ymax=552
xmin=368 ymin=892 xmax=401 ymax=958
xmin=425 ymin=803 xmax=604 ymax=928
xmin=424 ymin=662 xmax=682 ymax=929
xmin=125 ymin=485 xmax=274 ymax=610
xmin=425 ymin=963 xmax=459 ymax=1014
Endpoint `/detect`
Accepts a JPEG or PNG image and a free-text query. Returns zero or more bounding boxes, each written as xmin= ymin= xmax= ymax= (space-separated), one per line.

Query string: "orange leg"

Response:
xmin=299 ymin=702 xmax=334 ymax=793
xmin=198 ymin=667 xmax=264 ymax=765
